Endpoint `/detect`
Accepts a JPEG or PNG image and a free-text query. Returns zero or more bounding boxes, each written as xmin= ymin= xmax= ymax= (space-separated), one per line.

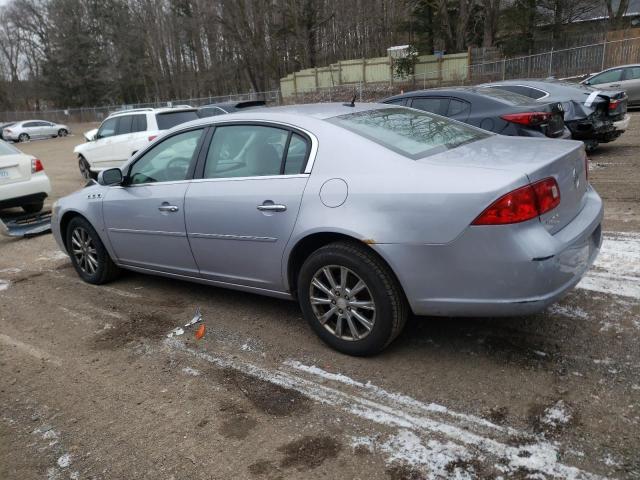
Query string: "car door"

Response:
xmin=185 ymin=123 xmax=312 ymax=292
xmin=91 ymin=117 xmax=118 ymax=167
xmin=110 ymin=115 xmax=136 ymax=162
xmin=42 ymin=121 xmax=57 ymax=136
xmin=102 ymin=127 xmax=206 ymax=275
xmin=622 ymin=66 xmax=640 ymax=105
xmin=22 ymin=121 xmax=39 ymax=138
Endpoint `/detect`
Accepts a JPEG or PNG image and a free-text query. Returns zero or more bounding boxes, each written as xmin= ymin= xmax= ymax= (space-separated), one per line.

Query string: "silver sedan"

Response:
xmin=51 ymin=103 xmax=603 ymax=355
xmin=3 ymin=120 xmax=70 ymax=142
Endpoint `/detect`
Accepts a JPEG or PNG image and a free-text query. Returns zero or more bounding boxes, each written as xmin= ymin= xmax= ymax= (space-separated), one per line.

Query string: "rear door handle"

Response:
xmin=158 ymin=204 xmax=179 ymax=212
xmin=257 ymin=204 xmax=287 ymax=212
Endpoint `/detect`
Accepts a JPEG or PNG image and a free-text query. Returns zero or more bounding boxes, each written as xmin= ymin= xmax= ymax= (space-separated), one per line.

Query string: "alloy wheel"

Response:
xmin=309 ymin=265 xmax=376 ymax=341
xmin=71 ymin=227 xmax=98 ymax=275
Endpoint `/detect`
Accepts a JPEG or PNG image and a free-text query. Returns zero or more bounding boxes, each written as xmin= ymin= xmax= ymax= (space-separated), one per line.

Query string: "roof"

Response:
xmin=107 ymin=107 xmax=196 ymax=118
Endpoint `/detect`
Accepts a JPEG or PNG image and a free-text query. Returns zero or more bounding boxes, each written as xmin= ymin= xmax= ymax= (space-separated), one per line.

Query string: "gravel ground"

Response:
xmin=1 ymin=116 xmax=639 ymax=480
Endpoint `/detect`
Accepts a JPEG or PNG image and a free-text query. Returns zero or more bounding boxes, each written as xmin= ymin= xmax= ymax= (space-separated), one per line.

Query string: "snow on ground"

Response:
xmin=578 ymin=231 xmax=640 ymax=299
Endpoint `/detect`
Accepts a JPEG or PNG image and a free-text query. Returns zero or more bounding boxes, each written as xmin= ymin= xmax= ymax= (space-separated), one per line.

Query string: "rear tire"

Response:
xmin=58 ymin=128 xmax=68 ymax=137
xmin=22 ymin=201 xmax=44 ymax=214
xmin=18 ymin=133 xmax=29 ymax=142
xmin=584 ymin=140 xmax=599 ymax=152
xmin=297 ymin=241 xmax=408 ymax=356
xmin=66 ymin=216 xmax=120 ymax=284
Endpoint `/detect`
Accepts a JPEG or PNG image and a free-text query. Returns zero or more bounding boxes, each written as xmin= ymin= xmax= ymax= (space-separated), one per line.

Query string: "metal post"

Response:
xmin=502 ymin=58 xmax=506 ymax=80
xmin=548 ymin=48 xmax=554 ymax=77
xmin=601 ymin=41 xmax=606 ymax=71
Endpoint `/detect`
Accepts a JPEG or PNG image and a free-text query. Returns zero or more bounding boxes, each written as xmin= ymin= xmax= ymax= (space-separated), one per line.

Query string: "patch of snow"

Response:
xmin=168 ymin=339 xmax=602 ymax=479
xmin=602 ymin=454 xmax=621 ymax=467
xmin=350 ymin=435 xmax=375 ymax=453
xmin=0 ymin=267 xmax=21 ymax=274
xmin=167 ymin=327 xmax=185 ymax=338
xmin=57 ymin=453 xmax=71 ymax=468
xmin=181 ymin=366 xmax=201 ymax=376
xmin=380 ymin=430 xmax=473 ymax=479
xmin=578 ymin=232 xmax=640 ymax=299
xmin=547 ymin=304 xmax=589 ymax=320
xmin=0 ymin=279 xmax=9 ymax=291
xmin=541 ymin=400 xmax=572 ymax=428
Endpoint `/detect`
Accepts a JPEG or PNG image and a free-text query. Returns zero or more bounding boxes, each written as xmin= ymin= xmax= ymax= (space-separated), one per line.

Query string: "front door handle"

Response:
xmin=158 ymin=204 xmax=179 ymax=212
xmin=257 ymin=204 xmax=287 ymax=212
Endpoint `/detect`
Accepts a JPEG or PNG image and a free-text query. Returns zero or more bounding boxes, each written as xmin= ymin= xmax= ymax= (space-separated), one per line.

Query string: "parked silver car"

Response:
xmin=51 ymin=103 xmax=603 ymax=355
xmin=582 ymin=64 xmax=640 ymax=106
xmin=3 ymin=120 xmax=70 ymax=142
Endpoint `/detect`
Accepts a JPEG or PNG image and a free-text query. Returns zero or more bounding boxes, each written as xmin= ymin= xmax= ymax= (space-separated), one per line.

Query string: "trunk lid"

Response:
xmin=420 ymin=136 xmax=588 ymax=234
xmin=0 ymin=154 xmax=31 ymax=185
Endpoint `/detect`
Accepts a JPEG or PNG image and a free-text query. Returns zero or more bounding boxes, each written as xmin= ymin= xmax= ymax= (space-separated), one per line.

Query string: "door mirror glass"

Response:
xmin=98 ymin=168 xmax=123 ymax=186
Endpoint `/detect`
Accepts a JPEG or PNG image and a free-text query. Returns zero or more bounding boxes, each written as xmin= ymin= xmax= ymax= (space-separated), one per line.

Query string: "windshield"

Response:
xmin=155 ymin=111 xmax=199 ymax=130
xmin=329 ymin=107 xmax=490 ymax=159
xmin=0 ymin=140 xmax=19 ymax=156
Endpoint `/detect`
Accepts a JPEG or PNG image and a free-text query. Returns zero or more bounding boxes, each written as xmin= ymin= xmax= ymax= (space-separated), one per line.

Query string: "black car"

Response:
xmin=197 ymin=100 xmax=266 ymax=118
xmin=381 ymin=87 xmax=570 ymax=140
xmin=479 ymin=80 xmax=628 ymax=151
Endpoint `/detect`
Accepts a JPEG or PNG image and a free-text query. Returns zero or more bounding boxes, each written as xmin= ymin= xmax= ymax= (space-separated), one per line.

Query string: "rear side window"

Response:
xmin=625 ymin=67 xmax=640 ymax=80
xmin=384 ymin=98 xmax=407 ymax=106
xmin=590 ymin=69 xmax=623 ymax=84
xmin=329 ymin=108 xmax=490 ymax=160
xmin=131 ymin=115 xmax=147 ymax=132
xmin=198 ymin=107 xmax=227 ymax=118
xmin=23 ymin=122 xmax=38 ymax=128
xmin=410 ymin=97 xmax=449 ymax=115
xmin=156 ymin=111 xmax=199 ymax=130
xmin=284 ymin=133 xmax=309 ymax=174
xmin=447 ymin=99 xmax=471 ymax=119
xmin=115 ymin=115 xmax=133 ymax=135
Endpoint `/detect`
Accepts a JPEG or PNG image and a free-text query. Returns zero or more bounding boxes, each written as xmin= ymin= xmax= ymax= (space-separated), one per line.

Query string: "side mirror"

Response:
xmin=97 ymin=168 xmax=123 ymax=186
xmin=583 ymin=80 xmax=590 ymax=85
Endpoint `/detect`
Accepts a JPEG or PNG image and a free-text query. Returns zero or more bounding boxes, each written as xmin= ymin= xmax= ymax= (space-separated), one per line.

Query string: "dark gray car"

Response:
xmin=479 ymin=80 xmax=629 ymax=151
xmin=381 ymin=87 xmax=570 ymax=139
xmin=197 ymin=100 xmax=266 ymax=118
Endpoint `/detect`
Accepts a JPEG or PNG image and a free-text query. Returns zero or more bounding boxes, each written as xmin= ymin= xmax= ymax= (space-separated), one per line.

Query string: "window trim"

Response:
xmin=122 ymin=126 xmax=209 ymax=187
xmin=192 ymin=120 xmax=317 ymax=180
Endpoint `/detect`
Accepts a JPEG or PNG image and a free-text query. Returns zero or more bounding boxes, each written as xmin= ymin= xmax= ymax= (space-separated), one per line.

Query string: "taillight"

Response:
xmin=608 ymin=99 xmax=620 ymax=111
xmin=472 ymin=177 xmax=560 ymax=226
xmin=31 ymin=158 xmax=44 ymax=173
xmin=5 ymin=129 xmax=12 ymax=133
xmin=501 ymin=112 xmax=552 ymax=126
xmin=148 ymin=135 xmax=157 ymax=142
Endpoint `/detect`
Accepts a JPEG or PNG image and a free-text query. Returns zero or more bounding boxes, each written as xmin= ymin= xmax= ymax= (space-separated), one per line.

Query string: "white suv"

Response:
xmin=74 ymin=107 xmax=199 ymax=178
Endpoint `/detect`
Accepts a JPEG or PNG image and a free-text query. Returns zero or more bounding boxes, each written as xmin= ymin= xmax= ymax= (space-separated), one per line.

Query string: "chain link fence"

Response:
xmin=0 ymin=91 xmax=281 ymax=124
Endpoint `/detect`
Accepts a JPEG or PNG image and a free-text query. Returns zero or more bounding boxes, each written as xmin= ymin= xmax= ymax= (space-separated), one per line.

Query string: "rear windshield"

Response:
xmin=155 ymin=111 xmax=199 ymax=130
xmin=0 ymin=140 xmax=19 ymax=156
xmin=473 ymin=88 xmax=533 ymax=105
xmin=328 ymin=108 xmax=489 ymax=159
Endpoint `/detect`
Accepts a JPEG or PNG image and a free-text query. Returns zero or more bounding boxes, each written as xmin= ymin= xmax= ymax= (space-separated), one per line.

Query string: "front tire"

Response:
xmin=78 ymin=156 xmax=92 ymax=180
xmin=18 ymin=133 xmax=29 ymax=142
xmin=297 ymin=241 xmax=408 ymax=356
xmin=58 ymin=128 xmax=68 ymax=137
xmin=66 ymin=216 xmax=120 ymax=284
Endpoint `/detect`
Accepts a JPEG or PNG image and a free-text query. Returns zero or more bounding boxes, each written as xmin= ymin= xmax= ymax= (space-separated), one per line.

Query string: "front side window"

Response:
xmin=329 ymin=107 xmax=489 ymax=160
xmin=128 ymin=129 xmax=203 ymax=184
xmin=204 ymin=125 xmax=289 ymax=179
xmin=97 ymin=118 xmax=117 ymax=139
xmin=590 ymin=69 xmax=623 ymax=84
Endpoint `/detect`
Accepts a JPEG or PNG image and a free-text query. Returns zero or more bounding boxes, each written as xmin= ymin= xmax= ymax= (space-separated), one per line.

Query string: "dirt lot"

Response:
xmin=1 ymin=118 xmax=639 ymax=480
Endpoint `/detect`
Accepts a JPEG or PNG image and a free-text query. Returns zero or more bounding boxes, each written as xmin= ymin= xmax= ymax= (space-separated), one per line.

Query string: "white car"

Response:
xmin=74 ymin=107 xmax=199 ymax=178
xmin=0 ymin=140 xmax=51 ymax=213
xmin=3 ymin=120 xmax=70 ymax=142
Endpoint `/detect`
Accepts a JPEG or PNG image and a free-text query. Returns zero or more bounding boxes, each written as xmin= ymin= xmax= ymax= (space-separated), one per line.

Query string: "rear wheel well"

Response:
xmin=287 ymin=233 xmax=404 ymax=300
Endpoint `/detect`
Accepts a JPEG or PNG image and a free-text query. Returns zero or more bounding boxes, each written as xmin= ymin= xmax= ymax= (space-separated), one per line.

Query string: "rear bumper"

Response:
xmin=373 ymin=187 xmax=603 ymax=317
xmin=0 ymin=174 xmax=52 ymax=208
xmin=613 ymin=114 xmax=630 ymax=132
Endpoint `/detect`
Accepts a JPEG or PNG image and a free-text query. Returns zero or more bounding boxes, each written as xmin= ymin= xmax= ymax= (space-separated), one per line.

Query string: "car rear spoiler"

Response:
xmin=0 ymin=211 xmax=52 ymax=238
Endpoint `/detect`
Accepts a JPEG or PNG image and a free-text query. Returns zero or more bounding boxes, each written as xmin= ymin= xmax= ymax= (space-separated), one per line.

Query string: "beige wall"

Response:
xmin=280 ymin=52 xmax=470 ymax=97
